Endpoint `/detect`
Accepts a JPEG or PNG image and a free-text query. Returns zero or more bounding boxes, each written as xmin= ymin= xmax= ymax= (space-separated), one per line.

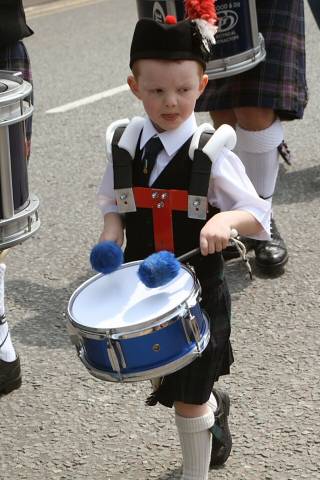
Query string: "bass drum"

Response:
xmin=135 ymin=0 xmax=266 ymax=79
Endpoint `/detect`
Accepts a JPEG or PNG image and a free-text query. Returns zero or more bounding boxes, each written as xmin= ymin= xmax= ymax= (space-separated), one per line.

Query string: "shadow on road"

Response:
xmin=7 ymin=272 xmax=91 ymax=348
xmin=275 ymin=163 xmax=320 ymax=205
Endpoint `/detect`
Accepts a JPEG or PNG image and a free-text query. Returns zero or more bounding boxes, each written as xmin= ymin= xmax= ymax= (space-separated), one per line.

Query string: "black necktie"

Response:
xmin=142 ymin=136 xmax=163 ymax=178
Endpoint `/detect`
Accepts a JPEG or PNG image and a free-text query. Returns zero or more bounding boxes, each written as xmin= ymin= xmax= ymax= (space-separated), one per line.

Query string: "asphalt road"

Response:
xmin=1 ymin=1 xmax=320 ymax=479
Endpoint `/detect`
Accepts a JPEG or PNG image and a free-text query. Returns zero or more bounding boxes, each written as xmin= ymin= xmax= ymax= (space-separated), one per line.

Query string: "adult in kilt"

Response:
xmin=196 ymin=0 xmax=308 ymax=274
xmin=0 ymin=0 xmax=34 ymax=395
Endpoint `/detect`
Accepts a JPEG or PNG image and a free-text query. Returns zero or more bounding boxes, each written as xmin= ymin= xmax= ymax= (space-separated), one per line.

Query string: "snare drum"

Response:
xmin=0 ymin=71 xmax=40 ymax=249
xmin=67 ymin=261 xmax=210 ymax=382
xmin=135 ymin=0 xmax=266 ymax=79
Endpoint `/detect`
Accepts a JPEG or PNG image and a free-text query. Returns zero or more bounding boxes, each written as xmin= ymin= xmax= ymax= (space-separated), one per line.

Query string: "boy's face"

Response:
xmin=128 ymin=59 xmax=208 ymax=132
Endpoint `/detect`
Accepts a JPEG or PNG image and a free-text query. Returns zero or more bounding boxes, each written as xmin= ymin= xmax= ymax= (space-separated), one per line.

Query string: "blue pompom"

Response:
xmin=138 ymin=251 xmax=180 ymax=288
xmin=90 ymin=241 xmax=124 ymax=274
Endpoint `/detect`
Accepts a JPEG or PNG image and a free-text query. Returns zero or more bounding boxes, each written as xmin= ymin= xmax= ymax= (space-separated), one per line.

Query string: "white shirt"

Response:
xmin=97 ymin=114 xmax=271 ymax=240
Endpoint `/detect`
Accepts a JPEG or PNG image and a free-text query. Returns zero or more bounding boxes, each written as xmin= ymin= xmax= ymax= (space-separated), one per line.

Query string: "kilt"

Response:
xmin=0 ymin=41 xmax=33 ymax=138
xmin=196 ymin=0 xmax=308 ymax=121
xmin=148 ymin=268 xmax=234 ymax=409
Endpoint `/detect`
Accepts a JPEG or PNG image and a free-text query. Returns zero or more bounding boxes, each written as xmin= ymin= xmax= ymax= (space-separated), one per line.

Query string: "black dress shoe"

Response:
xmin=210 ymin=389 xmax=232 ymax=468
xmin=0 ymin=356 xmax=22 ymax=395
xmin=254 ymin=218 xmax=288 ymax=272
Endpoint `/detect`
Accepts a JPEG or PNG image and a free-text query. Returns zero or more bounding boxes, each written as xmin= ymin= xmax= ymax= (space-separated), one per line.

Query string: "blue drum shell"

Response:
xmin=82 ymin=302 xmax=208 ymax=378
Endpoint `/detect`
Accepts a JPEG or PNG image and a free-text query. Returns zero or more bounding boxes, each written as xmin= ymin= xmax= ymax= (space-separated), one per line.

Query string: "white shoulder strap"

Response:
xmin=189 ymin=123 xmax=214 ymax=160
xmin=105 ymin=116 xmax=145 ymax=162
xmin=189 ymin=123 xmax=237 ymax=163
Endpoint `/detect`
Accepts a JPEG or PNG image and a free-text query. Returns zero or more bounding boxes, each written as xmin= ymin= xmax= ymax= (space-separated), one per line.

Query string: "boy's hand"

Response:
xmin=200 ymin=213 xmax=232 ymax=256
xmin=199 ymin=210 xmax=263 ymax=256
xmin=200 ymin=220 xmax=231 ymax=256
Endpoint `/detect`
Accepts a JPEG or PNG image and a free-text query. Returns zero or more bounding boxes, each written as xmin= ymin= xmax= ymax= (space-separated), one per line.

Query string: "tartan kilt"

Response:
xmin=196 ymin=0 xmax=308 ymax=121
xmin=0 ymin=41 xmax=33 ymax=138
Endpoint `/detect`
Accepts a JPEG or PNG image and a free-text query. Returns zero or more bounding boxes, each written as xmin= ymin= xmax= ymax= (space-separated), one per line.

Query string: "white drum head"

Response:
xmin=69 ymin=263 xmax=195 ymax=332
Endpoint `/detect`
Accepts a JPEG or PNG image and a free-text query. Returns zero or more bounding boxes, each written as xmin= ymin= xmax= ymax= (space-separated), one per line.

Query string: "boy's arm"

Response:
xmin=99 ymin=212 xmax=124 ymax=246
xmin=200 ymin=210 xmax=262 ymax=256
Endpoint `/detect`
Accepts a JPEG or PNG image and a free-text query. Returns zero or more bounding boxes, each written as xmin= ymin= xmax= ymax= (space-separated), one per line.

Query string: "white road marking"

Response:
xmin=26 ymin=0 xmax=107 ymax=19
xmin=46 ymin=84 xmax=130 ymax=114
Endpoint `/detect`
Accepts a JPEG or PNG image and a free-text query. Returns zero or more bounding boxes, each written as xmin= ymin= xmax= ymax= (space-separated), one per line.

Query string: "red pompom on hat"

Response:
xmin=185 ymin=0 xmax=218 ymax=24
xmin=165 ymin=15 xmax=177 ymax=25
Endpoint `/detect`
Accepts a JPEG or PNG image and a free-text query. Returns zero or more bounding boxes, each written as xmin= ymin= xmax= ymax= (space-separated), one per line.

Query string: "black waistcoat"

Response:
xmin=0 ymin=0 xmax=33 ymax=49
xmin=123 ymin=135 xmax=224 ymax=283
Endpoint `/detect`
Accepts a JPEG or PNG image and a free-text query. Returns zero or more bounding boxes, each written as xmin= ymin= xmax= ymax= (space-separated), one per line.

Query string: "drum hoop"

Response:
xmin=67 ymin=261 xmax=200 ymax=338
xmin=206 ymin=34 xmax=266 ymax=78
xmin=0 ymin=194 xmax=39 ymax=227
xmin=0 ymin=73 xmax=32 ymax=106
xmin=0 ymin=103 xmax=33 ymax=127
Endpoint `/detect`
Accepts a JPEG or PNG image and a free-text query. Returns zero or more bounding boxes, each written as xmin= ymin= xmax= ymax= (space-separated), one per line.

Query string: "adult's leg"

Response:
xmin=234 ymin=107 xmax=288 ymax=272
xmin=235 ymin=107 xmax=280 ymax=204
xmin=210 ymin=110 xmax=237 ymax=129
xmin=211 ymin=106 xmax=288 ymax=272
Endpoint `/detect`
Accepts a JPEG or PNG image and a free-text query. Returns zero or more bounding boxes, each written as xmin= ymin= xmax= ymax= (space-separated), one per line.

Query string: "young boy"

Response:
xmin=97 ymin=15 xmax=271 ymax=480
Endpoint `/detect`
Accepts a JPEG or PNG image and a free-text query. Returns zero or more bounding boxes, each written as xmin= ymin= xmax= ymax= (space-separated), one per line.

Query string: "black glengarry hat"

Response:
xmin=130 ymin=1 xmax=218 ymax=69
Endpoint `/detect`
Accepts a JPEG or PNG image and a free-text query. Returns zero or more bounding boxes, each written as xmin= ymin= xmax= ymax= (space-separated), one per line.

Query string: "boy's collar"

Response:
xmin=140 ymin=114 xmax=198 ymax=156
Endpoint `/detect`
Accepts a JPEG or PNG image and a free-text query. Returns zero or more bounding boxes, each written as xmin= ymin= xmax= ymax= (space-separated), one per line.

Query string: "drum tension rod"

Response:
xmin=106 ymin=337 xmax=126 ymax=381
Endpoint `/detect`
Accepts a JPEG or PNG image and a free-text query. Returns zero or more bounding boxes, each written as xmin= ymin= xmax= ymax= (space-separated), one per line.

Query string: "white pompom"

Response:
xmin=194 ymin=18 xmax=218 ymax=52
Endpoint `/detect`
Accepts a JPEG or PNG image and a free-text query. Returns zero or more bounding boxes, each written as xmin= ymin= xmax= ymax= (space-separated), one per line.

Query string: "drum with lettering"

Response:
xmin=135 ymin=0 xmax=266 ymax=79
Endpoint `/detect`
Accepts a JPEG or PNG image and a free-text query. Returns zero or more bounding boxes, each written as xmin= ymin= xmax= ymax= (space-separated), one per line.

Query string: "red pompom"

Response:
xmin=184 ymin=0 xmax=218 ymax=24
xmin=165 ymin=15 xmax=177 ymax=24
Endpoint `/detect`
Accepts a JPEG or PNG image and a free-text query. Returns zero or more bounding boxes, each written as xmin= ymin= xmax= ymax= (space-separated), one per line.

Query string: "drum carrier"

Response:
xmin=136 ymin=0 xmax=266 ymax=79
xmin=0 ymin=70 xmax=40 ymax=249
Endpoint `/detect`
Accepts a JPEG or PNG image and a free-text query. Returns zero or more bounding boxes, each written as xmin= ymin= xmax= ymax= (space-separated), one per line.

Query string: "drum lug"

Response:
xmin=106 ymin=337 xmax=126 ymax=381
xmin=181 ymin=306 xmax=201 ymax=353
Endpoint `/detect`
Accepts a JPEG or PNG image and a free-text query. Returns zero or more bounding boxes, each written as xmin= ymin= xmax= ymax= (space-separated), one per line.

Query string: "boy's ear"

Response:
xmin=127 ymin=75 xmax=141 ymax=99
xmin=198 ymin=74 xmax=209 ymax=97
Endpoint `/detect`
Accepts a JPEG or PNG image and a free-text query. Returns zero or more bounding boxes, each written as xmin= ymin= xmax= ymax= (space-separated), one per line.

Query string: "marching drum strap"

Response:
xmin=189 ymin=131 xmax=212 ymax=198
xmin=112 ymin=126 xmax=134 ymax=190
xmin=113 ymin=127 xmax=213 ymax=196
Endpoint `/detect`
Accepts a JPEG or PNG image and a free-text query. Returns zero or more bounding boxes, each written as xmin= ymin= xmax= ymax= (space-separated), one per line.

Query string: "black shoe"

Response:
xmin=222 ymin=236 xmax=256 ymax=260
xmin=209 ymin=389 xmax=232 ymax=468
xmin=254 ymin=218 xmax=288 ymax=273
xmin=0 ymin=356 xmax=22 ymax=395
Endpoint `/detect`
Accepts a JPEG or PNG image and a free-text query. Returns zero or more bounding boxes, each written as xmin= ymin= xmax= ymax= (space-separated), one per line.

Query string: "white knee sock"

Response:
xmin=175 ymin=408 xmax=215 ymax=480
xmin=0 ymin=263 xmax=16 ymax=362
xmin=236 ymin=119 xmax=284 ymax=203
